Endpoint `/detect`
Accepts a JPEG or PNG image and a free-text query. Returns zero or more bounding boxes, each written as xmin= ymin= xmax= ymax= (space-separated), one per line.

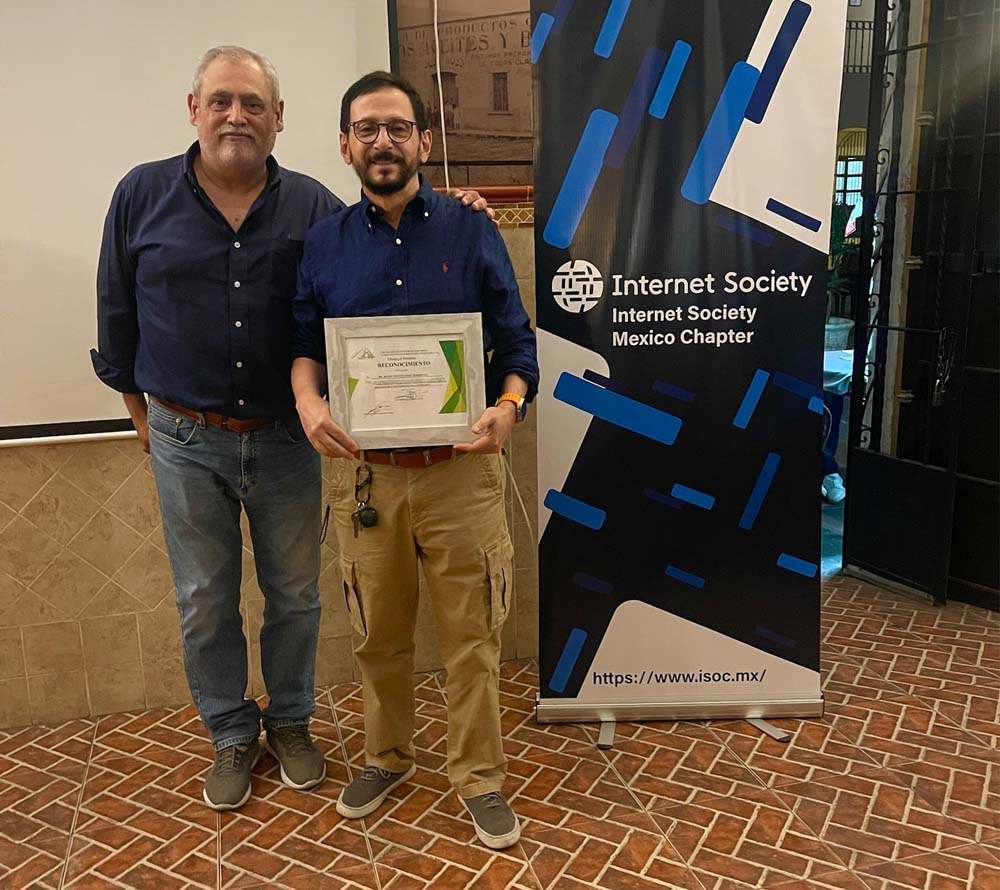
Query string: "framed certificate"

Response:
xmin=324 ymin=312 xmax=486 ymax=449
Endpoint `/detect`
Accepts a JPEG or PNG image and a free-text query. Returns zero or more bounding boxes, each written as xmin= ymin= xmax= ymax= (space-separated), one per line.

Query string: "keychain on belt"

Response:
xmin=352 ymin=461 xmax=378 ymax=538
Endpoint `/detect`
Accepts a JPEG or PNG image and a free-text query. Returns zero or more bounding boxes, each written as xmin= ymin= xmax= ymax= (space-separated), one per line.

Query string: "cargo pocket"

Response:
xmin=340 ymin=557 xmax=367 ymax=637
xmin=484 ymin=536 xmax=514 ymax=630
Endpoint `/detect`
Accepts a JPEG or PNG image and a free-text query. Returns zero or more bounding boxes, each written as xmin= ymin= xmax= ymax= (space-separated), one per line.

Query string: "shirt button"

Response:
xmin=235 ymin=321 xmax=242 ymax=328
xmin=234 ymin=241 xmax=241 ymax=248
xmin=423 ymin=211 xmax=429 ymax=218
xmin=234 ymin=280 xmax=241 ymax=288
xmin=395 ymin=238 xmax=402 ymax=245
xmin=235 ymin=361 xmax=243 ymax=368
xmin=369 ymin=206 xmax=376 ymax=214
xmin=395 ymin=279 xmax=403 ymax=286
xmin=238 ymin=399 xmax=245 ymax=406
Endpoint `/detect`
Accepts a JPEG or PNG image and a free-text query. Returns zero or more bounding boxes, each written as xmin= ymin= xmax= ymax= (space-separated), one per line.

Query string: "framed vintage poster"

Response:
xmin=324 ymin=312 xmax=486 ymax=449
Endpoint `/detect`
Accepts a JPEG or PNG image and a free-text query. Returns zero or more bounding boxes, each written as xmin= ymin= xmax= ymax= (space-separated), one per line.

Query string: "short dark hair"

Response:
xmin=340 ymin=71 xmax=428 ymax=134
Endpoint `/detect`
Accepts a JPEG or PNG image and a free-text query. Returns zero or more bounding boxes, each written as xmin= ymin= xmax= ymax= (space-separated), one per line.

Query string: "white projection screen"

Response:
xmin=0 ymin=0 xmax=389 ymax=440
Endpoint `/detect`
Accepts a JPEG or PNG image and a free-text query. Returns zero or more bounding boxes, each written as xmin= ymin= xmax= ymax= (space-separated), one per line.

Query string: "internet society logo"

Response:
xmin=552 ymin=259 xmax=604 ymax=313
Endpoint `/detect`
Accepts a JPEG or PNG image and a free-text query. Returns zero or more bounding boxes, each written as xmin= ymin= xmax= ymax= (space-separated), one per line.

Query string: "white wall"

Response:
xmin=0 ymin=0 xmax=388 ymax=429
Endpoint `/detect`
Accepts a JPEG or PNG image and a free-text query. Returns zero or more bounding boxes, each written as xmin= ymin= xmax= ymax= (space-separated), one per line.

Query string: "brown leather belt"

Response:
xmin=364 ymin=445 xmax=454 ymax=468
xmin=152 ymin=398 xmax=274 ymax=433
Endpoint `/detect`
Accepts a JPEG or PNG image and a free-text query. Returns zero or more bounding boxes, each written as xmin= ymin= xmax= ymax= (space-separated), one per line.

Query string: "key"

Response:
xmin=352 ymin=506 xmax=361 ymax=539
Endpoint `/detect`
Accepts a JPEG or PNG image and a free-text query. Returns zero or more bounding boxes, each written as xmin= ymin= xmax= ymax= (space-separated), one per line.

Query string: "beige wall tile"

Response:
xmin=21 ymin=475 xmax=100 ymax=545
xmin=0 ymin=501 xmax=16 ymax=533
xmin=247 ymin=643 xmax=263 ymax=698
xmin=0 ymin=571 xmax=26 ymax=616
xmin=114 ymin=542 xmax=173 ymax=609
xmin=143 ymin=656 xmax=190 ymax=709
xmin=81 ymin=614 xmax=140 ymax=668
xmin=0 ymin=677 xmax=30 ymax=729
xmin=69 ymin=510 xmax=144 ymax=577
xmin=105 ymin=469 xmax=160 ymax=536
xmin=61 ymin=441 xmax=144 ymax=503
xmin=0 ymin=448 xmax=56 ymax=511
xmin=500 ymin=227 xmax=534 ymax=279
xmin=22 ymin=621 xmax=83 ymax=675
xmin=138 ymin=599 xmax=183 ymax=663
xmin=28 ymin=670 xmax=89 ymax=723
xmin=0 ymin=628 xmax=25 ymax=679
xmin=0 ymin=588 xmax=67 ymax=628
xmin=31 ymin=550 xmax=107 ymax=619
xmin=87 ymin=663 xmax=145 ymax=715
xmin=0 ymin=516 xmax=62 ymax=586
xmin=30 ymin=443 xmax=77 ymax=473
xmin=517 ymin=276 xmax=536 ymax=322
xmin=315 ymin=636 xmax=354 ymax=687
xmin=79 ymin=581 xmax=145 ymax=618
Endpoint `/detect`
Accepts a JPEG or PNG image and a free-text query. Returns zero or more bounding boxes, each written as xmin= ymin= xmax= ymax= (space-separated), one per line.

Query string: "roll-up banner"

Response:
xmin=532 ymin=0 xmax=845 ymax=722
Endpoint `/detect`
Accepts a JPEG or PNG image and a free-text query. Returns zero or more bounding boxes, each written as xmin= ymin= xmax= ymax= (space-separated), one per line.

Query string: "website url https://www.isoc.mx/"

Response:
xmin=591 ymin=669 xmax=767 ymax=688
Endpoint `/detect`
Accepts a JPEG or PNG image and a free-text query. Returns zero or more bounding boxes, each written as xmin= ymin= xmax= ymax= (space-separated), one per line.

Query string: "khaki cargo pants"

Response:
xmin=330 ymin=451 xmax=513 ymax=798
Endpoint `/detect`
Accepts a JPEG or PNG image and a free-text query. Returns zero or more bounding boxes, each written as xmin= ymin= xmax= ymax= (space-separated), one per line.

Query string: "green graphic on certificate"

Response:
xmin=439 ymin=340 xmax=467 ymax=414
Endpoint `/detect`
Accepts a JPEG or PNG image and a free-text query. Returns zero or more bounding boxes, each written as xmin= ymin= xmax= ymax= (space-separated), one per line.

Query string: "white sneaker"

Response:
xmin=821 ymin=473 xmax=846 ymax=504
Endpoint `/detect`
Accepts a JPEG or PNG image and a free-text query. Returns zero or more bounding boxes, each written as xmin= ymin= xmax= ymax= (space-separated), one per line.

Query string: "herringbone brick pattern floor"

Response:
xmin=1 ymin=579 xmax=997 ymax=889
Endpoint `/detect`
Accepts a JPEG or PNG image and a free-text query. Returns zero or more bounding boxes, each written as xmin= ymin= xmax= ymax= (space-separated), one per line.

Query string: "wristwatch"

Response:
xmin=496 ymin=392 xmax=527 ymax=423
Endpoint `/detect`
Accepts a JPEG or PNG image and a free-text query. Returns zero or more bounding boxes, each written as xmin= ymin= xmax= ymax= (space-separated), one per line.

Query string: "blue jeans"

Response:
xmin=147 ymin=400 xmax=321 ymax=751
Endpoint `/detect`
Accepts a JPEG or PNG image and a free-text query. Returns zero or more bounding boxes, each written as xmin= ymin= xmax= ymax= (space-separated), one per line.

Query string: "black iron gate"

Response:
xmin=844 ymin=0 xmax=997 ymax=604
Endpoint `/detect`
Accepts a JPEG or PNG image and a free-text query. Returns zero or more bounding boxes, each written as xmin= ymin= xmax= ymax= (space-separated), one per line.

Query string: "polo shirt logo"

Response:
xmin=442 ymin=262 xmax=449 ymax=274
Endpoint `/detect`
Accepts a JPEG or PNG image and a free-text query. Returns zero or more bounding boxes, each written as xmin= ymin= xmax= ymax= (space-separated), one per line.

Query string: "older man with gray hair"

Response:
xmin=91 ymin=46 xmax=491 ymax=810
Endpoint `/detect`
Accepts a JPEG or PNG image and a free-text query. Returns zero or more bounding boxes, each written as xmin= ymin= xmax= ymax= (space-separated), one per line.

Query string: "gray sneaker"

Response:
xmin=203 ymin=738 xmax=260 ymax=810
xmin=264 ymin=724 xmax=327 ymax=790
xmin=336 ymin=764 xmax=416 ymax=818
xmin=463 ymin=792 xmax=521 ymax=849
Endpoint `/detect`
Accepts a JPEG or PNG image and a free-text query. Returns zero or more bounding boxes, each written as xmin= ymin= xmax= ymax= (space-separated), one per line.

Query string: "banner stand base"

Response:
xmin=746 ymin=717 xmax=792 ymax=742
xmin=535 ymin=695 xmax=824 ymax=724
xmin=596 ymin=721 xmax=616 ymax=750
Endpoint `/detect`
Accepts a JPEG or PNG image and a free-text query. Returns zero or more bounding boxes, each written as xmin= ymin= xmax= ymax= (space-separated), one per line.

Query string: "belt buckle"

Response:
xmin=219 ymin=417 xmax=231 ymax=431
xmin=422 ymin=449 xmax=433 ymax=467
xmin=389 ymin=451 xmax=398 ymax=467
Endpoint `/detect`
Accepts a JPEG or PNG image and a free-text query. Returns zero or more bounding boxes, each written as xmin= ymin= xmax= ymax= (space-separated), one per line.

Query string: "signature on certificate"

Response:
xmin=395 ymin=390 xmax=420 ymax=401
xmin=365 ymin=405 xmax=392 ymax=416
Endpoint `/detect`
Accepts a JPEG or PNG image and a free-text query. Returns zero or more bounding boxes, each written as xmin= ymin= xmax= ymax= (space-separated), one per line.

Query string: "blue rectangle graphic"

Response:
xmin=554 ymin=372 xmax=682 ymax=446
xmin=681 ymin=62 xmax=760 ymax=205
xmin=606 ymin=47 xmax=667 ymax=169
xmin=745 ymin=0 xmax=812 ymax=124
xmin=644 ymin=487 xmax=685 ymax=509
xmin=733 ymin=369 xmax=770 ymax=429
xmin=665 ymin=566 xmax=706 ymax=589
xmin=766 ymin=198 xmax=822 ymax=232
xmin=531 ymin=13 xmax=555 ymax=64
xmin=777 ymin=553 xmax=818 ymax=578
xmin=671 ymin=484 xmax=715 ymax=510
xmin=542 ymin=110 xmax=619 ymax=249
xmin=772 ymin=371 xmax=822 ymax=401
xmin=649 ymin=40 xmax=692 ymax=119
xmin=714 ymin=211 xmax=775 ymax=246
xmin=653 ymin=380 xmax=695 ymax=402
xmin=550 ymin=628 xmax=588 ymax=693
xmin=594 ymin=0 xmax=632 ymax=58
xmin=544 ymin=489 xmax=606 ymax=530
xmin=573 ymin=572 xmax=614 ymax=595
xmin=739 ymin=453 xmax=781 ymax=530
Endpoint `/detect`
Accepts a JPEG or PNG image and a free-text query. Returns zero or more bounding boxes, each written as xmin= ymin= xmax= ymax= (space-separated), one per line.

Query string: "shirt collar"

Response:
xmin=359 ymin=173 xmax=440 ymax=223
xmin=182 ymin=141 xmax=282 ymax=190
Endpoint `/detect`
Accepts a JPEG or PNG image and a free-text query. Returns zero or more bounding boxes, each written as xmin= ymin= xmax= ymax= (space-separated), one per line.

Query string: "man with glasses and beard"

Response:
xmin=92 ymin=47 xmax=492 ymax=811
xmin=291 ymin=71 xmax=537 ymax=849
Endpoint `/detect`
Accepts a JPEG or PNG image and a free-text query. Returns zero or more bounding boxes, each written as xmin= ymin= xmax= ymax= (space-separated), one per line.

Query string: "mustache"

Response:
xmin=219 ymin=127 xmax=254 ymax=138
xmin=367 ymin=150 xmax=402 ymax=164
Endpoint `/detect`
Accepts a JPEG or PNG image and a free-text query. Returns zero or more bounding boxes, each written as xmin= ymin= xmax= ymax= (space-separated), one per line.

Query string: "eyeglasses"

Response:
xmin=350 ymin=118 xmax=416 ymax=144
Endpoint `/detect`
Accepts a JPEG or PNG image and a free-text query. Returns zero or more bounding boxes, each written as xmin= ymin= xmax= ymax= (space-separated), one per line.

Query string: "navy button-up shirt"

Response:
xmin=92 ymin=143 xmax=343 ymax=419
xmin=292 ymin=177 xmax=538 ymax=404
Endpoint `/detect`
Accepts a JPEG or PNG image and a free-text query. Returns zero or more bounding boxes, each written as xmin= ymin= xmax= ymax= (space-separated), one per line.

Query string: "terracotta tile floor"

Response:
xmin=1 ymin=578 xmax=997 ymax=890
